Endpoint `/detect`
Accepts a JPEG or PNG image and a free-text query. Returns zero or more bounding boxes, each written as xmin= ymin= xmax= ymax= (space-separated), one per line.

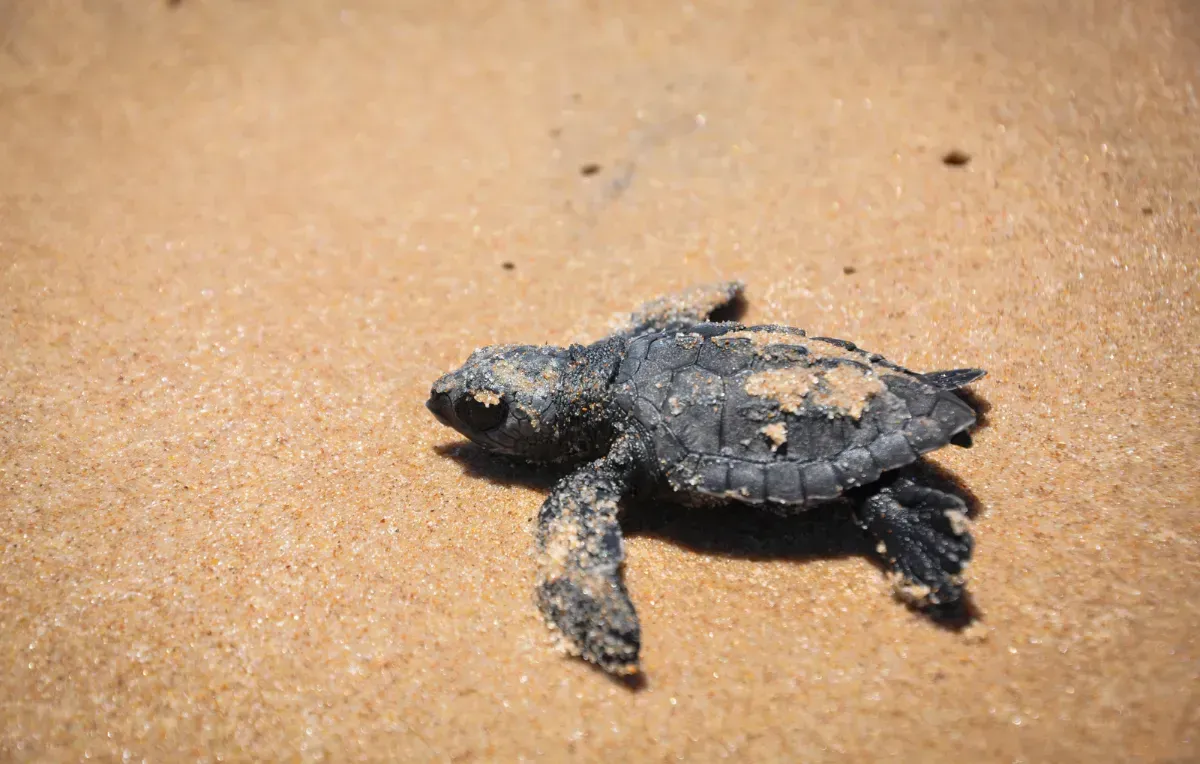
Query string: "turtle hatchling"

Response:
xmin=427 ymin=282 xmax=985 ymax=675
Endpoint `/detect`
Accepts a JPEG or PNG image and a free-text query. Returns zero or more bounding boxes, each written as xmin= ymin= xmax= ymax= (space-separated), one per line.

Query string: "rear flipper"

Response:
xmin=853 ymin=476 xmax=973 ymax=608
xmin=922 ymin=368 xmax=986 ymax=391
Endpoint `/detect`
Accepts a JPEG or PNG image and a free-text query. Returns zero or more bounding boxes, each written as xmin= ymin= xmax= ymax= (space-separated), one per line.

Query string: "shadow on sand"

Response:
xmin=433 ymin=437 xmax=986 ymax=634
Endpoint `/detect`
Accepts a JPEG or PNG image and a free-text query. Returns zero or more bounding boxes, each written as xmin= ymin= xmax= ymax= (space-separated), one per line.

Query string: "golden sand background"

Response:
xmin=2 ymin=1 xmax=1197 ymax=761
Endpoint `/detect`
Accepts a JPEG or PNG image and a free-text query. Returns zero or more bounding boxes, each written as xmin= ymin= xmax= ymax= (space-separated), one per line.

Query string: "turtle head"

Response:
xmin=427 ymin=344 xmax=568 ymax=460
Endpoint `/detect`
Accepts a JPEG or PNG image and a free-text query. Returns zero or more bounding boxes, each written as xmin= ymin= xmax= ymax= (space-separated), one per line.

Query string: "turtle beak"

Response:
xmin=426 ymin=391 xmax=453 ymax=427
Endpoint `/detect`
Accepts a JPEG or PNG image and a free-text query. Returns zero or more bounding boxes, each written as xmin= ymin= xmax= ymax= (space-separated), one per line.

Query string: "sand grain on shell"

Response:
xmin=744 ymin=368 xmax=818 ymax=413
xmin=715 ymin=330 xmax=872 ymax=363
xmin=813 ymin=365 xmax=886 ymax=419
xmin=760 ymin=422 xmax=788 ymax=450
xmin=714 ymin=329 xmax=809 ymax=348
xmin=744 ymin=364 xmax=884 ymax=419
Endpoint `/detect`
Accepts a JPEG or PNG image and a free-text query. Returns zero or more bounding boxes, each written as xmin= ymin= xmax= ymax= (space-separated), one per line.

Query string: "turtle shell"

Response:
xmin=612 ymin=323 xmax=977 ymax=506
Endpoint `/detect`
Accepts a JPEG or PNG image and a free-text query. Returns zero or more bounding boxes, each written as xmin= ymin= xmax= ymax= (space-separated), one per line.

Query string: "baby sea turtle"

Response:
xmin=427 ymin=282 xmax=985 ymax=675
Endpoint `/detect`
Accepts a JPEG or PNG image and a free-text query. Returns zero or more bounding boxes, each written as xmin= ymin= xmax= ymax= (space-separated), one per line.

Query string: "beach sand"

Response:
xmin=1 ymin=1 xmax=1197 ymax=760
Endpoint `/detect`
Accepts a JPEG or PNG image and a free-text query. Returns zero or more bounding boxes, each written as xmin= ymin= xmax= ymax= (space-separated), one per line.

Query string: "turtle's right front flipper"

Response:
xmin=535 ymin=434 xmax=644 ymax=675
xmin=613 ymin=280 xmax=744 ymax=339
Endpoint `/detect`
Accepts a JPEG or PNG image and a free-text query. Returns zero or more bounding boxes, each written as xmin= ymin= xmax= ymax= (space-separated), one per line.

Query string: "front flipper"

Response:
xmin=853 ymin=476 xmax=973 ymax=608
xmin=535 ymin=434 xmax=644 ymax=674
xmin=614 ymin=280 xmax=744 ymax=339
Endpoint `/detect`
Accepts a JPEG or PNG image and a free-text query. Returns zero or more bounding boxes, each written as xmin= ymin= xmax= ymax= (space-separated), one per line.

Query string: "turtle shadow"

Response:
xmin=434 ymin=441 xmax=983 ymax=632
xmin=621 ymin=495 xmax=874 ymax=561
xmin=621 ymin=488 xmax=981 ymax=630
xmin=433 ymin=441 xmax=568 ymax=492
xmin=709 ymin=289 xmax=749 ymax=323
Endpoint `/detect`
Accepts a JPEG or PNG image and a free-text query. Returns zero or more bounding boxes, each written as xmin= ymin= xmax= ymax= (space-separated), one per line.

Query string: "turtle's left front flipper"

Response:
xmin=535 ymin=434 xmax=645 ymax=675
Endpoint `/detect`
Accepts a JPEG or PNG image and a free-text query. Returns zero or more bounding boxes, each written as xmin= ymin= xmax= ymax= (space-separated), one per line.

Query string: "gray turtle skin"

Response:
xmin=427 ymin=282 xmax=985 ymax=675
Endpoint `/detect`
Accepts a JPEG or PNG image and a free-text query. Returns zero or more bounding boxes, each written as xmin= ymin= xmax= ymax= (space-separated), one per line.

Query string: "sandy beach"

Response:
xmin=1 ymin=1 xmax=1197 ymax=761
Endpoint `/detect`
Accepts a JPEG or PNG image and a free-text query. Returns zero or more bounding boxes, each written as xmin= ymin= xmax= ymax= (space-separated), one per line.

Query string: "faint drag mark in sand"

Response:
xmin=0 ymin=1 xmax=26 ymax=65
xmin=1170 ymin=688 xmax=1200 ymax=762
xmin=545 ymin=72 xmax=748 ymax=233
xmin=565 ymin=110 xmax=701 ymax=217
xmin=0 ymin=0 xmax=130 ymax=80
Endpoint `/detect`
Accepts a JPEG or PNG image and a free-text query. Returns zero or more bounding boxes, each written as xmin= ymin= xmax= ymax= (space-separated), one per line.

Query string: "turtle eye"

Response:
xmin=454 ymin=394 xmax=508 ymax=431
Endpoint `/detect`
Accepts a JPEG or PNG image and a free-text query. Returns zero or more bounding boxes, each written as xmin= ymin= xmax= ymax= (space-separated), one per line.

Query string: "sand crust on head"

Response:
xmin=471 ymin=389 xmax=502 ymax=406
